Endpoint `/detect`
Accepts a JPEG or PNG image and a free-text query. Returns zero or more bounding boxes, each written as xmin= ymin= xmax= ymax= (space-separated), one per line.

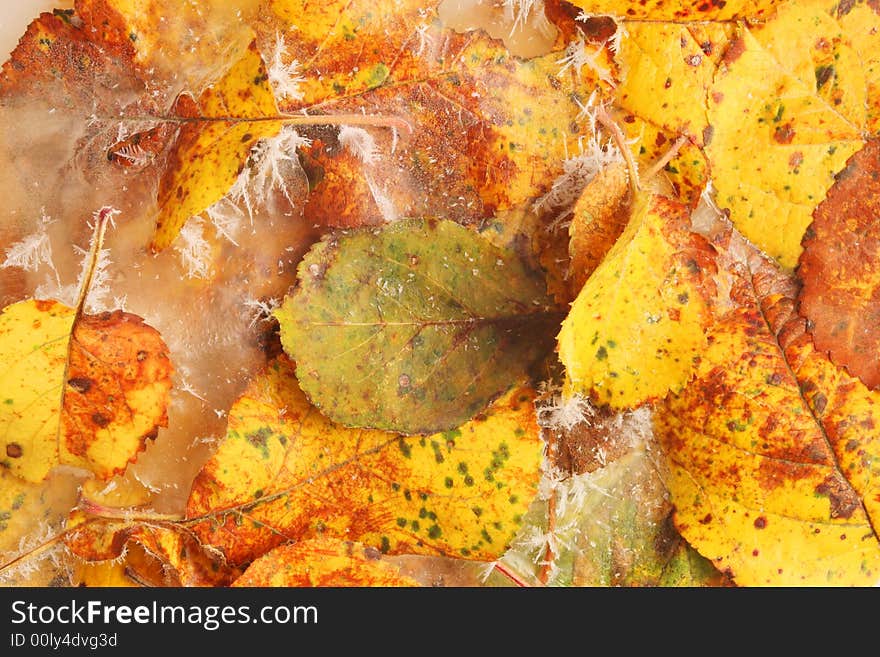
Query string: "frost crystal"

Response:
xmin=534 ymin=131 xmax=622 ymax=218
xmin=557 ymin=36 xmax=614 ymax=84
xmin=365 ymin=174 xmax=398 ymax=223
xmin=338 ymin=125 xmax=379 ymax=165
xmin=242 ymin=295 xmax=280 ymax=328
xmin=227 ymin=126 xmax=310 ymax=217
xmin=2 ymin=209 xmax=60 ymax=286
xmin=267 ymin=32 xmax=305 ymax=101
xmin=174 ymin=217 xmax=212 ymax=279
xmin=503 ymin=0 xmax=555 ymax=38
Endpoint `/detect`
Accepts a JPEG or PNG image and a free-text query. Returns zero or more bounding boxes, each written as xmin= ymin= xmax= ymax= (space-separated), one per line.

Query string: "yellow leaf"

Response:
xmin=707 ymin=2 xmax=867 ymax=268
xmin=615 ymin=22 xmax=725 ymax=145
xmin=0 ymin=300 xmax=173 ymax=482
xmin=836 ymin=0 xmax=880 ymax=133
xmin=0 ymin=469 xmax=80 ymax=581
xmin=566 ymin=0 xmax=785 ymax=21
xmin=558 ymin=194 xmax=716 ymax=408
xmin=232 ymin=537 xmax=420 ymax=587
xmin=150 ymin=40 xmax=282 ymax=253
xmin=185 ymin=355 xmax=543 ymax=565
xmin=656 ymin=232 xmax=880 ymax=585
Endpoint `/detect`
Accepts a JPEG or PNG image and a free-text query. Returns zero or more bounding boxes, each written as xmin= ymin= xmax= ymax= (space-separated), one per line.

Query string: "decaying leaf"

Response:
xmin=232 ymin=537 xmax=420 ymax=587
xmin=185 ymin=355 xmax=543 ymax=566
xmin=798 ymin=139 xmax=880 ymax=390
xmin=0 ymin=299 xmax=173 ymax=482
xmin=657 ymin=230 xmax=880 ymax=585
xmin=567 ymin=159 xmax=631 ymax=292
xmin=567 ymin=0 xmax=786 ymax=21
xmin=275 ymin=218 xmax=560 ymax=434
xmin=264 ymin=0 xmax=608 ymax=227
xmin=558 ymin=194 xmax=716 ymax=409
xmin=150 ymin=40 xmax=282 ymax=252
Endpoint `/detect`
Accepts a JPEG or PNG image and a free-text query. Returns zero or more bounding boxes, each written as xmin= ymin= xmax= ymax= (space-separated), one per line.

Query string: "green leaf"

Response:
xmin=274 ymin=218 xmax=560 ymax=434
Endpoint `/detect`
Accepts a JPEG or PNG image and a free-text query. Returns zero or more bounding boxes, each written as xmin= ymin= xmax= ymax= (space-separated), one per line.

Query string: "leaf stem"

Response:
xmin=73 ymin=208 xmax=113 ymax=319
xmin=93 ymin=112 xmax=413 ymax=134
xmin=641 ymin=134 xmax=689 ymax=182
xmin=595 ymin=105 xmax=640 ymax=196
xmin=492 ymin=561 xmax=531 ymax=587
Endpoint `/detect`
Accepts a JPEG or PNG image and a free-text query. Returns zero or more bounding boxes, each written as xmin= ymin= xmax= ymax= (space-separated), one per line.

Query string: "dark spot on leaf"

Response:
xmin=92 ymin=413 xmax=110 ymax=428
xmin=6 ymin=444 xmax=22 ymax=459
xmin=773 ymin=123 xmax=796 ymax=145
xmin=67 ymin=377 xmax=93 ymax=393
xmin=754 ymin=516 xmax=767 ymax=529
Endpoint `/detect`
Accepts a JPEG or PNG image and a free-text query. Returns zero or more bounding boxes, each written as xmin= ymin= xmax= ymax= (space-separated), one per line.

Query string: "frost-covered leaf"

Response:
xmin=232 ymin=537 xmax=421 ymax=587
xmin=264 ymin=0 xmax=610 ymax=227
xmin=558 ymin=194 xmax=716 ymax=409
xmin=275 ymin=218 xmax=560 ymax=433
xmin=185 ymin=355 xmax=543 ymax=566
xmin=567 ymin=0 xmax=785 ymax=21
xmin=798 ymin=139 xmax=880 ymax=390
xmin=150 ymin=40 xmax=282 ymax=252
xmin=0 ymin=299 xmax=173 ymax=482
xmin=657 ymin=230 xmax=880 ymax=585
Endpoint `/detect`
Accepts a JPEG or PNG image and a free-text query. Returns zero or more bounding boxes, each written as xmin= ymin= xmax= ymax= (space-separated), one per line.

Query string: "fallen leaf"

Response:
xmin=656 ymin=230 xmax=880 ymax=585
xmin=567 ymin=159 xmax=631 ymax=292
xmin=0 ymin=300 xmax=173 ymax=482
xmin=275 ymin=218 xmax=560 ymax=434
xmin=185 ymin=355 xmax=543 ymax=566
xmin=706 ymin=1 xmax=870 ymax=268
xmin=566 ymin=0 xmax=785 ymax=21
xmin=149 ymin=40 xmax=282 ymax=253
xmin=264 ymin=0 xmax=608 ymax=226
xmin=232 ymin=537 xmax=420 ymax=587
xmin=798 ymin=139 xmax=880 ymax=390
xmin=557 ymin=194 xmax=716 ymax=408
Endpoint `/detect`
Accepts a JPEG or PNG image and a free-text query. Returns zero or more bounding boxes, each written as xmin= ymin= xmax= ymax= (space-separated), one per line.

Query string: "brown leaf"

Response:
xmin=798 ymin=138 xmax=880 ymax=390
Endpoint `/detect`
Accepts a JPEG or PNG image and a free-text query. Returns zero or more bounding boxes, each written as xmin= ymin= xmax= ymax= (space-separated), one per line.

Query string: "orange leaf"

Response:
xmin=798 ymin=138 xmax=880 ymax=390
xmin=657 ymin=230 xmax=880 ymax=585
xmin=232 ymin=537 xmax=420 ymax=587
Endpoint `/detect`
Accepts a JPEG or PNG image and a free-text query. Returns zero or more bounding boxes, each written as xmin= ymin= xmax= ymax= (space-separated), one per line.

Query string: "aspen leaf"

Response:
xmin=232 ymin=537 xmax=420 ymax=587
xmin=185 ymin=355 xmax=543 ymax=566
xmin=558 ymin=195 xmax=716 ymax=408
xmin=706 ymin=1 xmax=870 ymax=268
xmin=275 ymin=218 xmax=560 ymax=434
xmin=798 ymin=139 xmax=880 ymax=390
xmin=0 ymin=300 xmax=173 ymax=482
xmin=149 ymin=40 xmax=282 ymax=253
xmin=656 ymin=231 xmax=880 ymax=585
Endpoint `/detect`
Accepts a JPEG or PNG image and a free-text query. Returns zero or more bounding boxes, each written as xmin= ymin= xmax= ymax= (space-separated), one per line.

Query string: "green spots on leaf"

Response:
xmin=364 ymin=62 xmax=390 ymax=89
xmin=274 ymin=219 xmax=558 ymax=434
xmin=596 ymin=346 xmax=608 ymax=361
xmin=427 ymin=525 xmax=442 ymax=539
xmin=444 ymin=477 xmax=454 ymax=489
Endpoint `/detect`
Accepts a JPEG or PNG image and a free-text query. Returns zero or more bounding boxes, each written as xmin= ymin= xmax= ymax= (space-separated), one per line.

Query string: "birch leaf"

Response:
xmin=558 ymin=194 xmax=716 ymax=408
xmin=798 ymin=139 xmax=880 ymax=390
xmin=706 ymin=1 xmax=870 ymax=268
xmin=656 ymin=231 xmax=880 ymax=585
xmin=0 ymin=300 xmax=173 ymax=482
xmin=185 ymin=355 xmax=543 ymax=566
xmin=275 ymin=218 xmax=560 ymax=434
xmin=149 ymin=40 xmax=282 ymax=253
